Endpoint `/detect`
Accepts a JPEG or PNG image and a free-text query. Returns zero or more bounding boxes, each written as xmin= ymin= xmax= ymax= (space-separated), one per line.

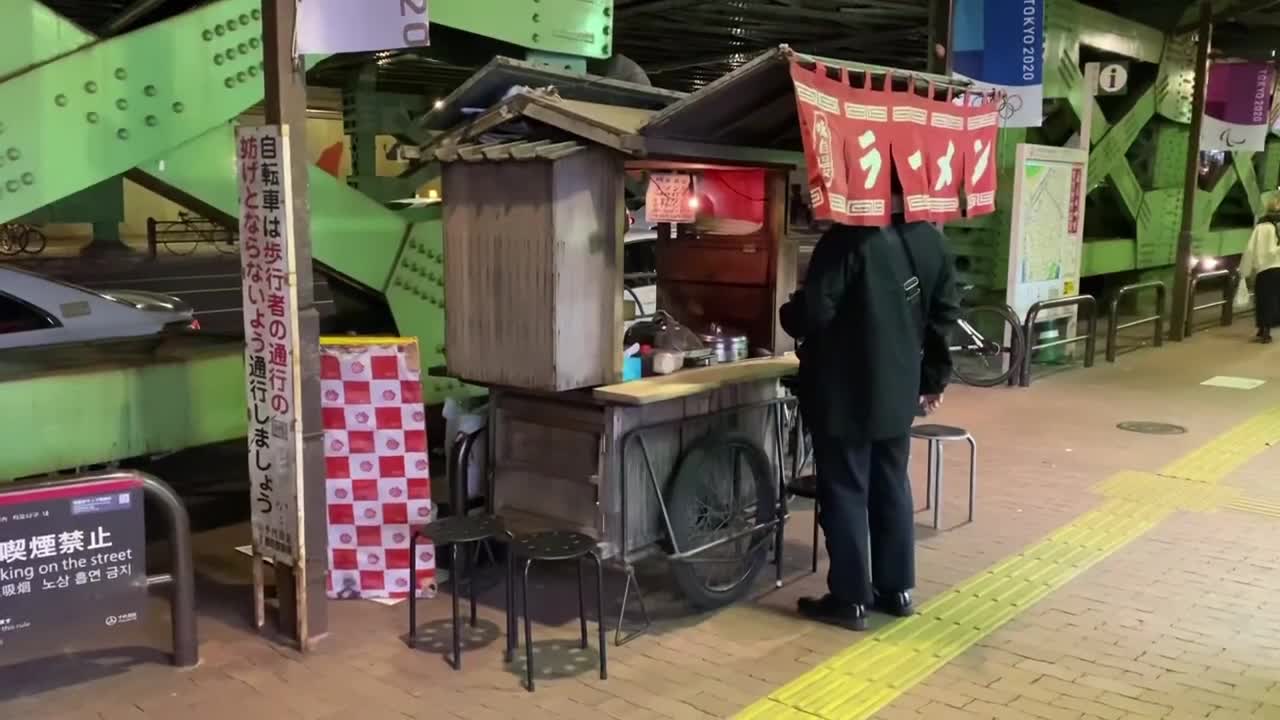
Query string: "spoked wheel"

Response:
xmin=0 ymin=226 xmax=24 ymax=256
xmin=948 ymin=304 xmax=1024 ymax=387
xmin=20 ymin=227 xmax=46 ymax=255
xmin=666 ymin=432 xmax=778 ymax=610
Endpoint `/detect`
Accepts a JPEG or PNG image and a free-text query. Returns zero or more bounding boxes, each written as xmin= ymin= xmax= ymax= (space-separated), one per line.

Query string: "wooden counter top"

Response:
xmin=592 ymin=354 xmax=798 ymax=405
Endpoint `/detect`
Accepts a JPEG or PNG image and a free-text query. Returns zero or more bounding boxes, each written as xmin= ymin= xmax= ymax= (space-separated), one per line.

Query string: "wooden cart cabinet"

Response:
xmin=442 ymin=145 xmax=626 ymax=392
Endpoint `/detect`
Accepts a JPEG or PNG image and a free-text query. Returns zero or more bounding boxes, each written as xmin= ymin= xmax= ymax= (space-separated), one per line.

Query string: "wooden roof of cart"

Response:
xmin=422 ymin=46 xmax=972 ymax=169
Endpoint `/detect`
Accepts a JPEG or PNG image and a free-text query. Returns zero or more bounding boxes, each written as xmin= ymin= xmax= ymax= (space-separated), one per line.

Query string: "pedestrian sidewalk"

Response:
xmin=4 ymin=323 xmax=1280 ymax=720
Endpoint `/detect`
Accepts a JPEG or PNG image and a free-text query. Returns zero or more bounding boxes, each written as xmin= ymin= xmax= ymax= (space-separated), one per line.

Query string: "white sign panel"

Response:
xmin=645 ymin=173 xmax=696 ymax=224
xmin=236 ymin=125 xmax=305 ymax=566
xmin=1006 ymin=144 xmax=1088 ymax=324
xmin=297 ymin=0 xmax=430 ymax=55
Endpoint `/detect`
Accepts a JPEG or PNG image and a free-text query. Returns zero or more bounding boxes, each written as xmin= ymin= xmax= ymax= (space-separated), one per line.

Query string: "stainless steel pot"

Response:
xmin=698 ymin=323 xmax=748 ymax=363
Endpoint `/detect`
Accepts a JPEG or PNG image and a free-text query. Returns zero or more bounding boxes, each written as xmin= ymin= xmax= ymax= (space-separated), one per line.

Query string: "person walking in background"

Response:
xmin=781 ymin=216 xmax=959 ymax=631
xmin=1239 ymin=192 xmax=1280 ymax=344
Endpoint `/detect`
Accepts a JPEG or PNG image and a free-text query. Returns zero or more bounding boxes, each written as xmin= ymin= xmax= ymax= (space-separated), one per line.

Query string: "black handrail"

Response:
xmin=1184 ymin=268 xmax=1236 ymax=337
xmin=448 ymin=427 xmax=487 ymax=517
xmin=145 ymin=215 xmax=237 ymax=259
xmin=1017 ymin=295 xmax=1098 ymax=387
xmin=0 ymin=471 xmax=197 ymax=667
xmin=1106 ymin=281 xmax=1166 ymax=362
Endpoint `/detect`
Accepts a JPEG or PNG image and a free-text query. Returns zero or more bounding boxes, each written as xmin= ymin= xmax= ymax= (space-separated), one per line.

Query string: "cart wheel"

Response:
xmin=666 ymin=432 xmax=777 ymax=611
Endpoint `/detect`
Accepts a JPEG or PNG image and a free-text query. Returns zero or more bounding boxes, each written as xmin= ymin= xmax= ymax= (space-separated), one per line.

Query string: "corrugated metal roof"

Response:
xmin=432 ymin=139 xmax=585 ymax=163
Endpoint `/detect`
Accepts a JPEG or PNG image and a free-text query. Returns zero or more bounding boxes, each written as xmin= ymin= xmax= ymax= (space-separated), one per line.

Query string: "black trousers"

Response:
xmin=1256 ymin=268 xmax=1280 ymax=333
xmin=813 ymin=434 xmax=915 ymax=605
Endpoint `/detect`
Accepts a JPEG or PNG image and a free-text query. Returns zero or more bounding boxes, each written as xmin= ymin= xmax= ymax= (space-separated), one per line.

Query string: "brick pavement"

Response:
xmin=4 ymin=323 xmax=1280 ymax=720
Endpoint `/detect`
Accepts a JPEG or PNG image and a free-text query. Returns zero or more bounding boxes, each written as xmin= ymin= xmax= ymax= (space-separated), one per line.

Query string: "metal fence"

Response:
xmin=1016 ymin=295 xmax=1098 ymax=387
xmin=1106 ymin=281 xmax=1167 ymax=362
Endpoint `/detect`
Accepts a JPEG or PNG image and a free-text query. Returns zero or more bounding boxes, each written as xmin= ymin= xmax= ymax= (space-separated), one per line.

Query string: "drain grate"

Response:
xmin=1117 ymin=421 xmax=1187 ymax=435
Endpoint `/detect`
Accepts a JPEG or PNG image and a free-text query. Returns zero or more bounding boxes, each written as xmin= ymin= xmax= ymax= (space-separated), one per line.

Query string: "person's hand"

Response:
xmin=920 ymin=394 xmax=943 ymax=415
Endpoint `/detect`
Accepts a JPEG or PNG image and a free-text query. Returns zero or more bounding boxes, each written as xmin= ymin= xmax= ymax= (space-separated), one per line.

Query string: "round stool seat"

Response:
xmin=417 ymin=515 xmax=505 ymax=545
xmin=511 ymin=530 xmax=597 ymax=562
xmin=787 ymin=473 xmax=818 ymax=499
xmin=911 ymin=424 xmax=970 ymax=441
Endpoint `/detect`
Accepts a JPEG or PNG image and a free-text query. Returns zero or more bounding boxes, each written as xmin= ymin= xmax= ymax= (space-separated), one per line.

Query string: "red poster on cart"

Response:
xmin=924 ymin=92 xmax=967 ymax=223
xmin=839 ymin=82 xmax=892 ymax=226
xmin=886 ymin=86 xmax=933 ymax=223
xmin=963 ymin=95 xmax=1000 ymax=218
xmin=791 ymin=62 xmax=849 ymax=224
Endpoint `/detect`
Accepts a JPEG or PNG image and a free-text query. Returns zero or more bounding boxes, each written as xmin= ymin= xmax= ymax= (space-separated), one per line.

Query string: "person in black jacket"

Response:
xmin=781 ymin=219 xmax=959 ymax=630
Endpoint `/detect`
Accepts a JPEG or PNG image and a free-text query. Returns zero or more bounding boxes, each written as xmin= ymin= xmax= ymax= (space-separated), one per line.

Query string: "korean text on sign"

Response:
xmin=236 ymin=125 xmax=302 ymax=565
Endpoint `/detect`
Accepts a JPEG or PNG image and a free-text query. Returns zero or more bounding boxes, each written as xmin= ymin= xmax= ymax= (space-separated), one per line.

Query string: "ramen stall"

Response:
xmin=429 ymin=47 xmax=993 ymax=638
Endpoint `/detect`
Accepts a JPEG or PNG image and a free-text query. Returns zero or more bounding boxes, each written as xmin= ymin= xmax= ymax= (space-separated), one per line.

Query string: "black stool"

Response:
xmin=409 ymin=515 xmax=512 ymax=670
xmin=509 ymin=530 xmax=606 ymax=692
xmin=910 ymin=424 xmax=978 ymax=530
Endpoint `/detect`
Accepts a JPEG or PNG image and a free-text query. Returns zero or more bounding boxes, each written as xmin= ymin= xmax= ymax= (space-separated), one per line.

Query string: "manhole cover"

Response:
xmin=1117 ymin=421 xmax=1187 ymax=435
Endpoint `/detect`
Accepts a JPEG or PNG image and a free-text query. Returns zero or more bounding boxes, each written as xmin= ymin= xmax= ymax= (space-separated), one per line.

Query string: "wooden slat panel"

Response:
xmin=443 ymin=161 xmax=556 ymax=388
xmin=551 ymin=148 xmax=626 ymax=389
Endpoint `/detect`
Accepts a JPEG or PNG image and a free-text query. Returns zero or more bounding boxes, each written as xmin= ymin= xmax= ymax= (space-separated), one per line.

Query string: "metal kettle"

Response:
xmin=698 ymin=323 xmax=748 ymax=363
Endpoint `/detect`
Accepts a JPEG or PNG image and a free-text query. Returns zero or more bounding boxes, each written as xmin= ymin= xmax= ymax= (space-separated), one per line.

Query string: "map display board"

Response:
xmin=1006 ymin=144 xmax=1088 ymax=324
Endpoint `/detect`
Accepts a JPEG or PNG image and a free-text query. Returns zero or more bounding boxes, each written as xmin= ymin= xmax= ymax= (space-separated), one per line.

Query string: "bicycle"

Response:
xmin=162 ymin=212 xmax=237 ymax=256
xmin=948 ymin=285 xmax=1025 ymax=387
xmin=0 ymin=223 xmax=47 ymax=256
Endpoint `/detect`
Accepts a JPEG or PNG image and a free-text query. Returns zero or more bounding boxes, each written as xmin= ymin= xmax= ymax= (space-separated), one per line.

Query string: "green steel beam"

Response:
xmin=0 ymin=1 xmax=94 ymax=80
xmin=0 ymin=339 xmax=245 ymax=481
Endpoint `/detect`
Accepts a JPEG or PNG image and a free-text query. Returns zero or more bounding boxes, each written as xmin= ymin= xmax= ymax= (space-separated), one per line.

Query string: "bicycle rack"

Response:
xmin=1015 ymin=295 xmax=1098 ymax=387
xmin=1184 ymin=268 xmax=1237 ymax=338
xmin=1106 ymin=281 xmax=1166 ymax=362
xmin=0 ymin=471 xmax=198 ymax=667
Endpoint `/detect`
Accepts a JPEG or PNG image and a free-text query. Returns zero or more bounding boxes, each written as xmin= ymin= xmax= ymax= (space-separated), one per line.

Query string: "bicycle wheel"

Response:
xmin=948 ymin=304 xmax=1023 ymax=387
xmin=0 ymin=226 xmax=23 ymax=256
xmin=164 ymin=225 xmax=200 ymax=256
xmin=20 ymin=227 xmax=46 ymax=255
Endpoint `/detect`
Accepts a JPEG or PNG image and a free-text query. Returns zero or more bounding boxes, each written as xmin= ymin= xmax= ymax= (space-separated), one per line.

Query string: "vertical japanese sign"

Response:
xmin=297 ymin=0 xmax=430 ymax=55
xmin=1201 ymin=62 xmax=1276 ymax=153
xmin=951 ymin=0 xmax=1044 ymax=128
xmin=237 ymin=126 xmax=304 ymax=567
xmin=645 ymin=173 xmax=697 ymax=224
xmin=0 ymin=477 xmax=146 ymax=662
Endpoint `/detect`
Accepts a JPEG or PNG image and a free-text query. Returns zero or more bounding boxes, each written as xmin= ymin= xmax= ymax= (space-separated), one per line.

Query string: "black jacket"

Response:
xmin=785 ymin=221 xmax=960 ymax=442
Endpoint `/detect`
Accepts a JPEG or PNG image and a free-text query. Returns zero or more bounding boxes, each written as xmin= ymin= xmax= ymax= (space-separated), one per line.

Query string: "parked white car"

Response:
xmin=0 ymin=266 xmax=196 ymax=349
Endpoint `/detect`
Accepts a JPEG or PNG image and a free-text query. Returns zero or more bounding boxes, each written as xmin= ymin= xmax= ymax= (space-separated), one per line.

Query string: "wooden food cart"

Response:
xmin=427 ymin=47 xmax=977 ymax=640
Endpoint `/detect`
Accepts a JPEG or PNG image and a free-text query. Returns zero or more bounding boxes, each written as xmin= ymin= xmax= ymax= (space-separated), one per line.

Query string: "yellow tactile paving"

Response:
xmin=734 ymin=405 xmax=1280 ymax=720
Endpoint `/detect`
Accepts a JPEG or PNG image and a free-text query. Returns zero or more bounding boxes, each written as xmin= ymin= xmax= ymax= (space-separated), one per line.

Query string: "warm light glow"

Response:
xmin=687 ymin=197 xmax=700 ymax=210
xmin=1201 ymin=257 xmax=1220 ymax=270
xmin=427 ymin=189 xmax=439 ymax=200
xmin=433 ymin=99 xmax=445 ymax=110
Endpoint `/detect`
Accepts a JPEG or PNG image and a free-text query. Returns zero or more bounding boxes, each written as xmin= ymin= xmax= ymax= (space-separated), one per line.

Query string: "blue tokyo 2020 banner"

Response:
xmin=951 ymin=0 xmax=1044 ymax=128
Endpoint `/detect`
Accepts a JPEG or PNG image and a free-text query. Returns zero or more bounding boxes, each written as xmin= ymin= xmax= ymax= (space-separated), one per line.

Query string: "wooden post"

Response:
xmin=928 ymin=0 xmax=954 ymax=75
xmin=261 ymin=0 xmax=328 ymax=646
xmin=1170 ymin=0 xmax=1213 ymax=342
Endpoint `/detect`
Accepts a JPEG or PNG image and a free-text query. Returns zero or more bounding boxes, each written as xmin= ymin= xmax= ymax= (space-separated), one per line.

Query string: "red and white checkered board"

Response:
xmin=321 ymin=341 xmax=436 ymax=600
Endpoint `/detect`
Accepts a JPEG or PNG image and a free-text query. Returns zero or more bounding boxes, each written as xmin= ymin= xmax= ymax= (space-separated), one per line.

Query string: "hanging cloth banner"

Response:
xmin=1201 ymin=61 xmax=1275 ymax=153
xmin=791 ymin=61 xmax=1001 ymax=226
xmin=924 ymin=87 xmax=967 ymax=223
xmin=296 ymin=0 xmax=430 ymax=55
xmin=886 ymin=79 xmax=934 ymax=224
xmin=950 ymin=0 xmax=1045 ymax=128
xmin=964 ymin=94 xmax=1001 ymax=216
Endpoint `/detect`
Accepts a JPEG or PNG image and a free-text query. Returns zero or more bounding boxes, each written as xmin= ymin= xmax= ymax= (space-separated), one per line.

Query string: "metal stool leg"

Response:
xmin=522 ymin=558 xmax=535 ymax=692
xmin=811 ymin=496 xmax=820 ymax=573
xmin=932 ymin=441 xmax=944 ymax=531
xmin=922 ymin=439 xmax=934 ymax=511
xmin=590 ymin=552 xmax=608 ymax=680
xmin=966 ymin=435 xmax=978 ymax=524
xmin=505 ymin=538 xmax=516 ymax=662
xmin=408 ymin=531 xmax=419 ymax=648
xmin=468 ymin=542 xmax=479 ymax=627
xmin=449 ymin=543 xmax=462 ymax=670
xmin=576 ymin=559 xmax=588 ymax=650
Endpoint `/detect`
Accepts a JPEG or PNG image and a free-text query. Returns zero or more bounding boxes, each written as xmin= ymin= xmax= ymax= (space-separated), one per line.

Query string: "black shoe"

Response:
xmin=872 ymin=590 xmax=914 ymax=618
xmin=798 ymin=594 xmax=867 ymax=631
